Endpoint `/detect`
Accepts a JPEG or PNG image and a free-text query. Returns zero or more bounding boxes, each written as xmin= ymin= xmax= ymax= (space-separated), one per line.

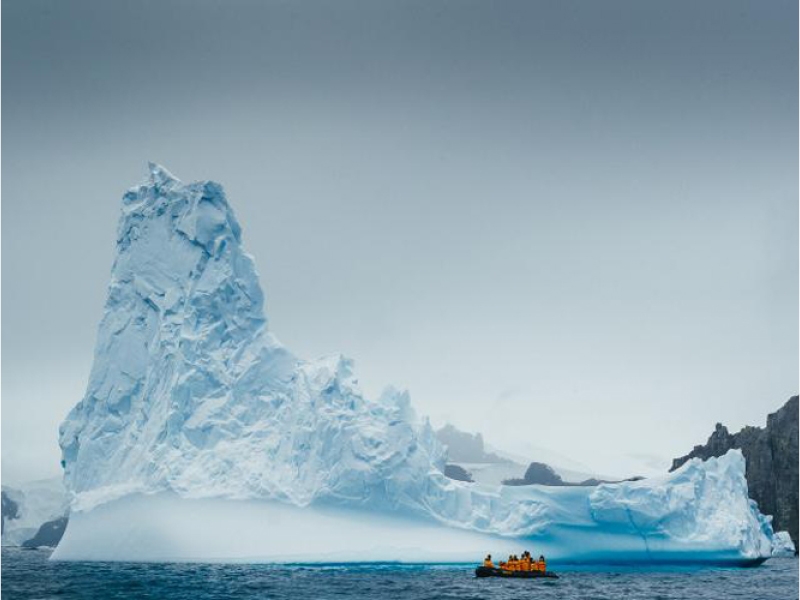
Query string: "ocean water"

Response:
xmin=2 ymin=548 xmax=797 ymax=600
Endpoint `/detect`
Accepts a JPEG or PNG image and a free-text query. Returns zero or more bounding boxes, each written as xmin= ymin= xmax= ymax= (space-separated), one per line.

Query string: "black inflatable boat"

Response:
xmin=475 ymin=566 xmax=559 ymax=579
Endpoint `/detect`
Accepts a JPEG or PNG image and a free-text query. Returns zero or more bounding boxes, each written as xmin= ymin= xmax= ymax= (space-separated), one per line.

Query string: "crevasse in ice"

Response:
xmin=55 ymin=165 xmax=783 ymax=562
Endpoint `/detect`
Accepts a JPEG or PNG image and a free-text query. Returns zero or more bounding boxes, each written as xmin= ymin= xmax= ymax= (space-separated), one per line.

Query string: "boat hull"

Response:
xmin=475 ymin=566 xmax=559 ymax=579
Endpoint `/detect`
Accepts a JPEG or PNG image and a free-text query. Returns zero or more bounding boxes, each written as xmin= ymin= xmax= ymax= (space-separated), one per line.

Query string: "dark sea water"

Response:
xmin=2 ymin=548 xmax=797 ymax=600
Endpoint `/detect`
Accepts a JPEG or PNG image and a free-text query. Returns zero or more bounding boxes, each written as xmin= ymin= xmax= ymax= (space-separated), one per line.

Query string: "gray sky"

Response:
xmin=3 ymin=0 xmax=797 ymax=483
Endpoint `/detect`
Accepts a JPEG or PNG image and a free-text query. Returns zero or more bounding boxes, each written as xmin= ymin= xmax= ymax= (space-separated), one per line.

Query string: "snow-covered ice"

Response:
xmin=54 ymin=165 xmax=783 ymax=563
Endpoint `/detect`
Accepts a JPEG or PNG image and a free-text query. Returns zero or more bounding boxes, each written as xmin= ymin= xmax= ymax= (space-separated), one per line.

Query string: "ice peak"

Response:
xmin=147 ymin=162 xmax=179 ymax=188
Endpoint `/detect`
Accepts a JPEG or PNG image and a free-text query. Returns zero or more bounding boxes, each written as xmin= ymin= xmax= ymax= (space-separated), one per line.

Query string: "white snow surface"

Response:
xmin=56 ymin=165 xmax=779 ymax=563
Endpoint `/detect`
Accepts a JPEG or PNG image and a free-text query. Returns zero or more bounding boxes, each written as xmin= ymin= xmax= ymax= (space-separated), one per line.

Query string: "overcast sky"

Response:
xmin=3 ymin=0 xmax=797 ymax=484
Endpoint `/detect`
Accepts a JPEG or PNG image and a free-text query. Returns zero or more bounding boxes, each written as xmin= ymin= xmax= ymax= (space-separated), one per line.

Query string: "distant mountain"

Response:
xmin=435 ymin=424 xmax=607 ymax=485
xmin=435 ymin=425 xmax=509 ymax=464
xmin=1 ymin=478 xmax=68 ymax=547
xmin=671 ymin=396 xmax=798 ymax=553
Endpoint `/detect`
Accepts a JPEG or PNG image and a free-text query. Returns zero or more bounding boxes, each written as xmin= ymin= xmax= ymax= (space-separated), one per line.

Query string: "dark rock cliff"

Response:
xmin=504 ymin=462 xmax=564 ymax=486
xmin=21 ymin=516 xmax=68 ymax=548
xmin=443 ymin=464 xmax=474 ymax=482
xmin=1 ymin=491 xmax=19 ymax=534
xmin=671 ymin=396 xmax=798 ymax=552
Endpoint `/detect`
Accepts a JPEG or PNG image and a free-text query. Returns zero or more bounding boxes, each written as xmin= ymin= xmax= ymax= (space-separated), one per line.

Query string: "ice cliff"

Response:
xmin=54 ymin=165 xmax=781 ymax=563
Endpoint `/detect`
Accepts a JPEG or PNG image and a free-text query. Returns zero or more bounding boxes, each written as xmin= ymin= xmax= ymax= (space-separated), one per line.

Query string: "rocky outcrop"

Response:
xmin=671 ymin=396 xmax=798 ymax=552
xmin=443 ymin=464 xmax=474 ymax=482
xmin=503 ymin=462 xmax=643 ymax=487
xmin=2 ymin=492 xmax=19 ymax=534
xmin=504 ymin=462 xmax=564 ymax=486
xmin=21 ymin=516 xmax=68 ymax=548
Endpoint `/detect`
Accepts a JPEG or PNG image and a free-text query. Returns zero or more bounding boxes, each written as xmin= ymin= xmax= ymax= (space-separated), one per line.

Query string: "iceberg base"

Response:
xmin=51 ymin=493 xmax=768 ymax=566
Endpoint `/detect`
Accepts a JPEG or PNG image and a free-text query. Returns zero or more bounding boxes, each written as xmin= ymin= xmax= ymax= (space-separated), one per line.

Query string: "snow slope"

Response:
xmin=54 ymin=165 xmax=782 ymax=563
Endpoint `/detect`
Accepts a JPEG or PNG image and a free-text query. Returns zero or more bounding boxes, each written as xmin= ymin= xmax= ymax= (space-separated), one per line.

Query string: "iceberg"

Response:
xmin=53 ymin=165 xmax=779 ymax=564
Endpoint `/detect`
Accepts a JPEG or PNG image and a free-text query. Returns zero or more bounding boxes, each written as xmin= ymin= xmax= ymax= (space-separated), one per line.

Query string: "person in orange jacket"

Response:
xmin=522 ymin=551 xmax=534 ymax=571
xmin=483 ymin=554 xmax=494 ymax=568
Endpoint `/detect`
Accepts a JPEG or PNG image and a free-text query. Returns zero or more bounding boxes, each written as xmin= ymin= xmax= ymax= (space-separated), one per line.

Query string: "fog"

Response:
xmin=3 ymin=0 xmax=797 ymax=483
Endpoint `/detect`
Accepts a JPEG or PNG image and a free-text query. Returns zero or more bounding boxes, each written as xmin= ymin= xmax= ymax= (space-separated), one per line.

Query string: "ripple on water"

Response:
xmin=1 ymin=548 xmax=797 ymax=600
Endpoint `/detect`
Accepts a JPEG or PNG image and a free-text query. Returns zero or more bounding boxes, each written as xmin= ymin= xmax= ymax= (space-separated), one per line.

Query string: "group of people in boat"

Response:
xmin=483 ymin=550 xmax=546 ymax=572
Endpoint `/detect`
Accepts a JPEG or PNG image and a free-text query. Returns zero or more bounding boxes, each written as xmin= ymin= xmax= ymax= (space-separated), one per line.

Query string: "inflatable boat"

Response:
xmin=475 ymin=566 xmax=559 ymax=579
